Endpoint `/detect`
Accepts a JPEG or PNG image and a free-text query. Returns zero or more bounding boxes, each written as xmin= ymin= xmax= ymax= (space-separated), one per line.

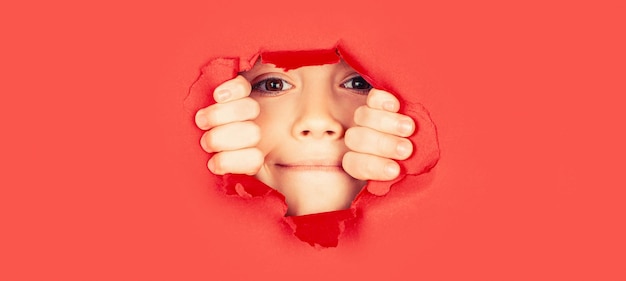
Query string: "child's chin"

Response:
xmin=276 ymin=176 xmax=363 ymax=216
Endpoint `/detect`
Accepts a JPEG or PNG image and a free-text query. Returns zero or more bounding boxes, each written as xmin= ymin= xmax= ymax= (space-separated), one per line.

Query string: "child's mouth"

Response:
xmin=275 ymin=160 xmax=344 ymax=172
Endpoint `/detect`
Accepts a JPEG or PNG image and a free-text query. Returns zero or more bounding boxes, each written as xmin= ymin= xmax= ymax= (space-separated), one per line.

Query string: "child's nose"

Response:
xmin=292 ymin=88 xmax=344 ymax=140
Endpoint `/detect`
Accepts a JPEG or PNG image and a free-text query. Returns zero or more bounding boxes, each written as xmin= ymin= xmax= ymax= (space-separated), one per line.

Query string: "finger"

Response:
xmin=200 ymin=121 xmax=261 ymax=153
xmin=345 ymin=126 xmax=413 ymax=160
xmin=343 ymin=151 xmax=400 ymax=181
xmin=354 ymin=105 xmax=416 ymax=137
xmin=366 ymin=89 xmax=401 ymax=113
xmin=195 ymin=97 xmax=260 ymax=130
xmin=213 ymin=75 xmax=252 ymax=103
xmin=208 ymin=148 xmax=264 ymax=176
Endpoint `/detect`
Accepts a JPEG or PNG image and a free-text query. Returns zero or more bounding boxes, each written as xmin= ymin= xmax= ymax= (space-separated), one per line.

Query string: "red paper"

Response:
xmin=2 ymin=0 xmax=625 ymax=280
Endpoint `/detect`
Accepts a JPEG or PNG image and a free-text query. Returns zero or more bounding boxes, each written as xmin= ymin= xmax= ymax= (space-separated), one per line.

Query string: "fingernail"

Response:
xmin=397 ymin=119 xmax=414 ymax=135
xmin=385 ymin=162 xmax=400 ymax=177
xmin=215 ymin=89 xmax=231 ymax=102
xmin=383 ymin=101 xmax=396 ymax=112
xmin=396 ymin=141 xmax=412 ymax=158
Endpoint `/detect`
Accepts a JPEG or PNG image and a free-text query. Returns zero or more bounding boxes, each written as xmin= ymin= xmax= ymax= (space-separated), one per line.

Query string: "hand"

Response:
xmin=343 ymin=89 xmax=415 ymax=181
xmin=194 ymin=75 xmax=263 ymax=175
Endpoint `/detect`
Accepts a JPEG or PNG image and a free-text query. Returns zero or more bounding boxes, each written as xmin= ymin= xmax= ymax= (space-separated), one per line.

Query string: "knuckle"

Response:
xmin=364 ymin=156 xmax=380 ymax=180
xmin=240 ymin=98 xmax=260 ymax=119
xmin=379 ymin=112 xmax=396 ymax=133
xmin=247 ymin=122 xmax=262 ymax=145
xmin=390 ymin=115 xmax=410 ymax=136
xmin=375 ymin=133 xmax=391 ymax=155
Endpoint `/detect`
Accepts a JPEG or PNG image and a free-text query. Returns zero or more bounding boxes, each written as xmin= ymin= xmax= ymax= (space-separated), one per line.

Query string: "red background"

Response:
xmin=2 ymin=0 xmax=625 ymax=280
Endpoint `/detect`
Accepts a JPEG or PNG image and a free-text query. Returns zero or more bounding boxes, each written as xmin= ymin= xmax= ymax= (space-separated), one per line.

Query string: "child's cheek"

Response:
xmin=254 ymin=100 xmax=288 ymax=153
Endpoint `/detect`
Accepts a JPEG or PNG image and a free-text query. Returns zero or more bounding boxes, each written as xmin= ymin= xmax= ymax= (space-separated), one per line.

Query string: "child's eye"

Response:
xmin=341 ymin=76 xmax=372 ymax=93
xmin=252 ymin=78 xmax=294 ymax=94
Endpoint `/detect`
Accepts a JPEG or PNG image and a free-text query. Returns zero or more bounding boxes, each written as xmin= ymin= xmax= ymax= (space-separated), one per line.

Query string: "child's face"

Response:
xmin=241 ymin=60 xmax=369 ymax=216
